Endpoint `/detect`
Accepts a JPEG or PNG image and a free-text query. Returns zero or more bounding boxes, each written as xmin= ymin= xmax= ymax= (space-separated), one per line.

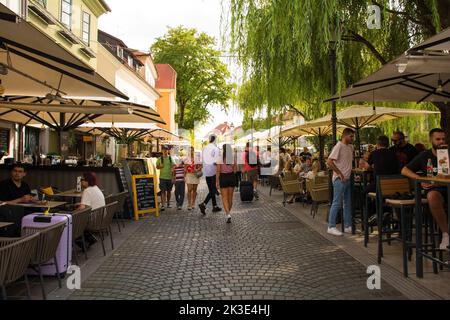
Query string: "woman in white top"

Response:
xmin=77 ymin=172 xmax=105 ymax=210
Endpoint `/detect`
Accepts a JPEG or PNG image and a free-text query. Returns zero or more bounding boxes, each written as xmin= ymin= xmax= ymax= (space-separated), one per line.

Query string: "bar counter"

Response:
xmin=0 ymin=165 xmax=123 ymax=196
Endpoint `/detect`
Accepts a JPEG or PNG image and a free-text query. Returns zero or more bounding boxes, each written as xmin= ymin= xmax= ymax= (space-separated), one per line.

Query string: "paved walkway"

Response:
xmin=67 ymin=183 xmax=407 ymax=300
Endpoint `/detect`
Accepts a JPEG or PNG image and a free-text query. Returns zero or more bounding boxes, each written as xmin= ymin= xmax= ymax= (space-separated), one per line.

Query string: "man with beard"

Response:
xmin=402 ymin=128 xmax=449 ymax=250
xmin=390 ymin=131 xmax=419 ymax=169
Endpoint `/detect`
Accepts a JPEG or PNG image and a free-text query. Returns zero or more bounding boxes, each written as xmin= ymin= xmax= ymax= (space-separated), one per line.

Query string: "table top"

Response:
xmin=12 ymin=201 xmax=67 ymax=209
xmin=0 ymin=222 xmax=13 ymax=229
xmin=352 ymin=168 xmax=372 ymax=174
xmin=56 ymin=189 xmax=83 ymax=198
xmin=415 ymin=176 xmax=450 ymax=185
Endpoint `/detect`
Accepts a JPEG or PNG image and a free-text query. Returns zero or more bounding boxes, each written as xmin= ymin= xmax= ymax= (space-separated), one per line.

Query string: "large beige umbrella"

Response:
xmin=326 ymin=28 xmax=450 ymax=104
xmin=306 ymin=105 xmax=439 ymax=158
xmin=0 ymin=96 xmax=165 ymax=130
xmin=0 ymin=4 xmax=127 ymax=99
xmin=307 ymin=105 xmax=439 ymax=129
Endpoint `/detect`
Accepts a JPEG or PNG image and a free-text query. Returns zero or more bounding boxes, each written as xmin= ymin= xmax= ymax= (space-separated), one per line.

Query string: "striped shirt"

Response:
xmin=174 ymin=165 xmax=185 ymax=182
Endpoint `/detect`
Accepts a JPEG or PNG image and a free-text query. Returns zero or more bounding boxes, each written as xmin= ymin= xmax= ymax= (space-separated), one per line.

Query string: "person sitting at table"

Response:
xmin=293 ymin=157 xmax=302 ymax=175
xmin=402 ymin=128 xmax=449 ymax=250
xmin=77 ymin=172 xmax=105 ymax=210
xmin=365 ymin=136 xmax=400 ymax=193
xmin=281 ymin=162 xmax=297 ymax=204
xmin=0 ymin=163 xmax=33 ymax=205
xmin=300 ymin=158 xmax=313 ymax=176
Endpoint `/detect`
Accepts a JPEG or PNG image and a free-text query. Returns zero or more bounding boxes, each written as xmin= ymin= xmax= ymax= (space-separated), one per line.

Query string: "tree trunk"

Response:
xmin=178 ymin=103 xmax=186 ymax=129
xmin=434 ymin=102 xmax=450 ymax=145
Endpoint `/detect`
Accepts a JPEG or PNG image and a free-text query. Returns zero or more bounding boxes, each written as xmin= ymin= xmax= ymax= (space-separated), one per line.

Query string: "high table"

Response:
xmin=351 ymin=169 xmax=373 ymax=234
xmin=12 ymin=201 xmax=67 ymax=210
xmin=0 ymin=222 xmax=13 ymax=229
xmin=414 ymin=176 xmax=450 ymax=278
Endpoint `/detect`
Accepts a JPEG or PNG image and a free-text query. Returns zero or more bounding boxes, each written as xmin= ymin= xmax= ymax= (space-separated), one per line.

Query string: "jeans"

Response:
xmin=203 ymin=175 xmax=217 ymax=207
xmin=328 ymin=178 xmax=352 ymax=228
xmin=175 ymin=181 xmax=185 ymax=207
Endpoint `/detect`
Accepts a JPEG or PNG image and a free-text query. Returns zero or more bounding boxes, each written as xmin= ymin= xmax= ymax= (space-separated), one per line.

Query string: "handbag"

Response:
xmin=194 ymin=170 xmax=203 ymax=178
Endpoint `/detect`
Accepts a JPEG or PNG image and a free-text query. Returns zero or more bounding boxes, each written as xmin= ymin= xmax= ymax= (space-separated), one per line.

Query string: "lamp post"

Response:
xmin=329 ymin=40 xmax=338 ymax=146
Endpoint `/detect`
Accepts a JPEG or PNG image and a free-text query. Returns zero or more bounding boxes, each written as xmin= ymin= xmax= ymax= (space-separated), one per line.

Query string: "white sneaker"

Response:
xmin=327 ymin=227 xmax=343 ymax=236
xmin=344 ymin=227 xmax=353 ymax=234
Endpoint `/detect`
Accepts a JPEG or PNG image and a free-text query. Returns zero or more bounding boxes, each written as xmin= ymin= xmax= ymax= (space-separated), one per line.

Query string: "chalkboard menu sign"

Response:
xmin=131 ymin=174 xmax=159 ymax=220
xmin=0 ymin=128 xmax=10 ymax=153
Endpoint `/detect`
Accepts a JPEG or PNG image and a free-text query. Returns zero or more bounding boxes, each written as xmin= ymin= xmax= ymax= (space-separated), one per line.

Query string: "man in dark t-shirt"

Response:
xmin=390 ymin=131 xmax=419 ymax=169
xmin=0 ymin=163 xmax=33 ymax=204
xmin=366 ymin=136 xmax=400 ymax=193
xmin=402 ymin=128 xmax=448 ymax=250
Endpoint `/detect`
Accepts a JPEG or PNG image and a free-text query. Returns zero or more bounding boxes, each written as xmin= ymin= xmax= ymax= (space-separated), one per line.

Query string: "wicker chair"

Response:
xmin=86 ymin=202 xmax=119 ymax=256
xmin=0 ymin=233 xmax=39 ymax=300
xmin=71 ymin=207 xmax=92 ymax=264
xmin=306 ymin=177 xmax=330 ymax=219
xmin=279 ymin=174 xmax=302 ymax=207
xmin=106 ymin=193 xmax=128 ymax=232
xmin=22 ymin=222 xmax=66 ymax=300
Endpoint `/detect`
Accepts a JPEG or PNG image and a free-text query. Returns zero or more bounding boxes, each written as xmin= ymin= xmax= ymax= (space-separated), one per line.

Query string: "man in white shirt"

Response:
xmin=326 ymin=128 xmax=355 ymax=236
xmin=199 ymin=135 xmax=222 ymax=215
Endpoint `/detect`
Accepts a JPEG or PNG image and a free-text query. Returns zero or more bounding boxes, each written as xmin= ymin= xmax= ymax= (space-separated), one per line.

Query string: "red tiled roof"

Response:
xmin=156 ymin=64 xmax=177 ymax=89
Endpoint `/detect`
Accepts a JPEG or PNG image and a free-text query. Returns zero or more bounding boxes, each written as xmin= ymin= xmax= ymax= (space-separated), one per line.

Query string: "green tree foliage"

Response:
xmin=151 ymin=27 xmax=234 ymax=130
xmin=227 ymin=0 xmax=448 ymax=140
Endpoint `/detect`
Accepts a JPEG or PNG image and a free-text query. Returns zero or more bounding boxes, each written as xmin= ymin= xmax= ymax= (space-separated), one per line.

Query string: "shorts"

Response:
xmin=159 ymin=179 xmax=173 ymax=192
xmin=186 ymin=172 xmax=200 ymax=185
xmin=219 ymin=173 xmax=237 ymax=189
xmin=244 ymin=169 xmax=259 ymax=182
xmin=426 ymin=187 xmax=448 ymax=203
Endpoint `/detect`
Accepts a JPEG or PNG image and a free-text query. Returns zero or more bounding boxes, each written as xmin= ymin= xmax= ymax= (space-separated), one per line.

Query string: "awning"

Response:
xmin=326 ymin=28 xmax=450 ymax=103
xmin=0 ymin=96 xmax=165 ymax=130
xmin=281 ymin=123 xmax=345 ymax=137
xmin=78 ymin=123 xmax=180 ymax=141
xmin=0 ymin=4 xmax=127 ymax=99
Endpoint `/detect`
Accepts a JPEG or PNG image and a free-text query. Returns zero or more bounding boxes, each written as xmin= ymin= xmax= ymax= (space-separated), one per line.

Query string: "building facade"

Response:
xmin=155 ymin=64 xmax=178 ymax=134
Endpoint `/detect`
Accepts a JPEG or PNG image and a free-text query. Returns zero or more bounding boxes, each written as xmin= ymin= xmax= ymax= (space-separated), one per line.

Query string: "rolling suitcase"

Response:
xmin=240 ymin=181 xmax=254 ymax=202
xmin=21 ymin=213 xmax=72 ymax=276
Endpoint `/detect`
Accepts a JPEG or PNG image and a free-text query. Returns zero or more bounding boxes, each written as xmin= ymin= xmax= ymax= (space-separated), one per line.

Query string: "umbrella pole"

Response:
xmin=319 ymin=130 xmax=325 ymax=171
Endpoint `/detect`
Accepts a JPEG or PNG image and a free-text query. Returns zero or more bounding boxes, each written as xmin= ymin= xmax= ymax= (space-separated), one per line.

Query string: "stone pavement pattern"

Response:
xmin=69 ymin=185 xmax=405 ymax=300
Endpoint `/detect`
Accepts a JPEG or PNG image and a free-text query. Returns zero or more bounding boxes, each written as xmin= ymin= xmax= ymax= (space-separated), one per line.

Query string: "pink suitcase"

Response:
xmin=21 ymin=213 xmax=72 ymax=276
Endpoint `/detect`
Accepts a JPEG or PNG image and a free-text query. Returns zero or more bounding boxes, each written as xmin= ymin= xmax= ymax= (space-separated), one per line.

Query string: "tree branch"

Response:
xmin=346 ymin=30 xmax=387 ymax=65
xmin=371 ymin=0 xmax=422 ymax=25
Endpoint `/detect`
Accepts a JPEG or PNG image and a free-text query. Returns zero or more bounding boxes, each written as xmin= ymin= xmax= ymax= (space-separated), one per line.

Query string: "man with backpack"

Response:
xmin=156 ymin=145 xmax=175 ymax=211
xmin=242 ymin=142 xmax=260 ymax=200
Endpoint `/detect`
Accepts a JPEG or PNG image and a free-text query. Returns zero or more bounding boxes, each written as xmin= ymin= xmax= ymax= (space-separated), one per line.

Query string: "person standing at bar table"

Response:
xmin=327 ymin=128 xmax=355 ymax=236
xmin=156 ymin=145 xmax=175 ymax=211
xmin=390 ymin=131 xmax=419 ymax=169
xmin=242 ymin=142 xmax=260 ymax=200
xmin=199 ymin=135 xmax=222 ymax=215
xmin=217 ymin=144 xmax=237 ymax=224
xmin=401 ymin=128 xmax=449 ymax=250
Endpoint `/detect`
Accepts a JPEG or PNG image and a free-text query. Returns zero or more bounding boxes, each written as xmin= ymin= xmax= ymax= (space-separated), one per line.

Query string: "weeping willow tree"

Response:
xmin=227 ymin=0 xmax=448 ymax=142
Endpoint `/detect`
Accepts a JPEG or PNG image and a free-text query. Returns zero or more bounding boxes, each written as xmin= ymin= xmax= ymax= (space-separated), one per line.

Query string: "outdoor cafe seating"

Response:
xmin=0 ymin=190 xmax=129 ymax=300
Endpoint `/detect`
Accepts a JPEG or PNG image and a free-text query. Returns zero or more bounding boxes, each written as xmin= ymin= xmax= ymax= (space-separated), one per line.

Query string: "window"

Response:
xmin=128 ymin=55 xmax=133 ymax=67
xmin=60 ymin=0 xmax=72 ymax=29
xmin=117 ymin=46 xmax=124 ymax=59
xmin=82 ymin=11 xmax=90 ymax=45
xmin=36 ymin=0 xmax=47 ymax=7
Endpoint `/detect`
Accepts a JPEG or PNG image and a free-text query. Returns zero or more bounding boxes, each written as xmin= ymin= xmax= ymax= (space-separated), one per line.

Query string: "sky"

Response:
xmin=98 ymin=0 xmax=244 ymax=138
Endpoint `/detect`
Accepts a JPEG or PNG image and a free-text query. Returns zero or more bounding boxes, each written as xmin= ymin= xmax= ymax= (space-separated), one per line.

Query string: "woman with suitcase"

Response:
xmin=216 ymin=144 xmax=237 ymax=224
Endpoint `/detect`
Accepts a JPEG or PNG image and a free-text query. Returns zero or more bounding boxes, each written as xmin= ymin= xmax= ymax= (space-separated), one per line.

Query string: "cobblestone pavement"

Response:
xmin=69 ymin=184 xmax=406 ymax=300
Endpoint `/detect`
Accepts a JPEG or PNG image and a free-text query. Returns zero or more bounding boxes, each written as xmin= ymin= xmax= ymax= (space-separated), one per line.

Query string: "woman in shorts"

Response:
xmin=216 ymin=144 xmax=237 ymax=224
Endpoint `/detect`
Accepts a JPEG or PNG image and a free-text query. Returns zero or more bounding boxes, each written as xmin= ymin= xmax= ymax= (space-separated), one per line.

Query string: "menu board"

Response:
xmin=437 ymin=149 xmax=450 ymax=175
xmin=131 ymin=175 xmax=159 ymax=220
xmin=0 ymin=128 xmax=10 ymax=153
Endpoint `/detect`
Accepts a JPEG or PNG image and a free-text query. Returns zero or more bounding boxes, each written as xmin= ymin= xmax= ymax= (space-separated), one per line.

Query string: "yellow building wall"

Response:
xmin=155 ymin=91 xmax=172 ymax=132
xmin=27 ymin=0 xmax=106 ymax=70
